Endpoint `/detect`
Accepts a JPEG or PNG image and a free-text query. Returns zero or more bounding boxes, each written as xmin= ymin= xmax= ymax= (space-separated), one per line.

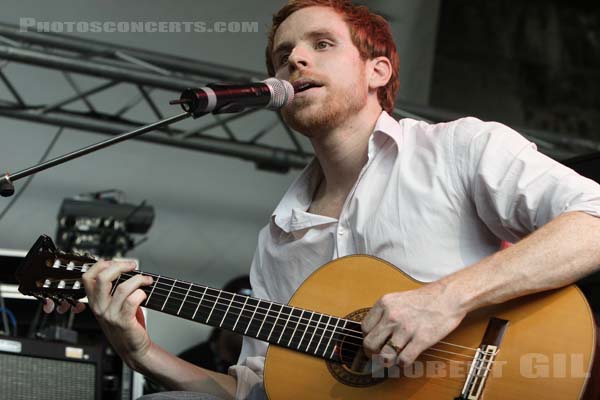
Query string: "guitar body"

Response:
xmin=264 ymin=255 xmax=596 ymax=400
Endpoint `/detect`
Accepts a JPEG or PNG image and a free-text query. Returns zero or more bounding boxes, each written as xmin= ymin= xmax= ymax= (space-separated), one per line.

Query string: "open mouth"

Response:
xmin=292 ymin=79 xmax=324 ymax=93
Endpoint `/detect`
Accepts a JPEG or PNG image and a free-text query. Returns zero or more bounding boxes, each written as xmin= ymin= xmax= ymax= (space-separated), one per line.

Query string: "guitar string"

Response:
xmin=55 ymin=264 xmax=413 ymax=346
xmin=113 ymin=269 xmax=483 ymax=355
xmin=52 ymin=265 xmax=477 ymax=354
xmin=421 ymin=353 xmax=502 ymax=390
xmin=419 ymin=352 xmax=495 ymax=380
xmin=52 ymin=263 xmax=483 ymax=355
xmin=421 ymin=351 xmax=498 ymax=370
xmin=112 ymin=270 xmax=485 ymax=358
xmin=51 ymin=268 xmax=501 ymax=375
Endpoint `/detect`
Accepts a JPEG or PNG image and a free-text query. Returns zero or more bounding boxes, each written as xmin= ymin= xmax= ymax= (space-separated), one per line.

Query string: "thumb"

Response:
xmin=135 ymin=307 xmax=146 ymax=329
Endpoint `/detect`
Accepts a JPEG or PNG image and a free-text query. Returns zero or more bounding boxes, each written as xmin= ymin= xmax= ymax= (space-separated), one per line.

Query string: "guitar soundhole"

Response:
xmin=326 ymin=308 xmax=385 ymax=387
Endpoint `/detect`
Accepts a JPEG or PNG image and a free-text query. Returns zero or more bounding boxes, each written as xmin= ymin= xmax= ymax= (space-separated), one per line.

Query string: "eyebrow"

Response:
xmin=272 ymin=29 xmax=338 ymax=60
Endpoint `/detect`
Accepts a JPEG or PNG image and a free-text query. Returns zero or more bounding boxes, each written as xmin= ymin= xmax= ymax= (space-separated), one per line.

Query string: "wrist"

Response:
xmin=429 ymin=277 xmax=472 ymax=317
xmin=124 ymin=340 xmax=155 ymax=373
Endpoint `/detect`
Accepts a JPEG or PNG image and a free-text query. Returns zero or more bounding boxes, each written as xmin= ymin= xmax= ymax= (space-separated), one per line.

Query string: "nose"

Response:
xmin=287 ymin=46 xmax=309 ymax=72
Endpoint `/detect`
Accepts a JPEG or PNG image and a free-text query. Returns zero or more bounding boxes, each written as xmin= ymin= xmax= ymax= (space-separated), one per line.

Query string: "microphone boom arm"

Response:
xmin=0 ymin=111 xmax=193 ymax=197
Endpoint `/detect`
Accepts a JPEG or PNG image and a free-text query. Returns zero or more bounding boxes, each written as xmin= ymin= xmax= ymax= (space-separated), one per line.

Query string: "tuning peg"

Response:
xmin=65 ymin=297 xmax=79 ymax=307
xmin=49 ymin=294 xmax=64 ymax=305
xmin=33 ymin=294 xmax=47 ymax=303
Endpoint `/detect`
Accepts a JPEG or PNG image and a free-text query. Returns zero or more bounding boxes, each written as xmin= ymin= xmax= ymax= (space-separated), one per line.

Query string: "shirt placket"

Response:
xmin=335 ymin=139 xmax=379 ymax=257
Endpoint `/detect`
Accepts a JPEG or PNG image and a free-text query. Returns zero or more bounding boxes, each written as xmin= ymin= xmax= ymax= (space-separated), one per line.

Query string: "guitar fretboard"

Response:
xmin=115 ymin=271 xmax=363 ymax=362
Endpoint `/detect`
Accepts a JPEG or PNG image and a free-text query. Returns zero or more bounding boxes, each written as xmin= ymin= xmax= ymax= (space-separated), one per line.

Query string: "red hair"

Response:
xmin=266 ymin=0 xmax=400 ymax=113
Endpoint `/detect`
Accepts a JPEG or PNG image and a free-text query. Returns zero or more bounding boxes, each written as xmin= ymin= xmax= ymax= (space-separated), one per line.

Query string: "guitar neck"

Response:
xmin=116 ymin=270 xmax=361 ymax=362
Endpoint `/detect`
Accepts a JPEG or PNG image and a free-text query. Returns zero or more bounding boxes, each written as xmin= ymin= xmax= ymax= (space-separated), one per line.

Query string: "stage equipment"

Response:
xmin=56 ymin=190 xmax=155 ymax=258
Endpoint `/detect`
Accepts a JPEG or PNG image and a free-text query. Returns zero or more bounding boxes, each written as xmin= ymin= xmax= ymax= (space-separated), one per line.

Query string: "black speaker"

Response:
xmin=0 ymin=336 xmax=102 ymax=400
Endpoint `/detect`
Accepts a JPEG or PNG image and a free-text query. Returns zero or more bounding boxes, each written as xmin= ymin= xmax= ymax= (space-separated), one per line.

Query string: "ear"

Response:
xmin=367 ymin=56 xmax=392 ymax=91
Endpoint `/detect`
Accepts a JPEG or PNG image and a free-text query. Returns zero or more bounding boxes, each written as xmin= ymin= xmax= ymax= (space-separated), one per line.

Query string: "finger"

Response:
xmin=107 ymin=274 xmax=153 ymax=319
xmin=81 ymin=260 xmax=113 ymax=304
xmin=363 ymin=324 xmax=393 ymax=357
xmin=396 ymin=339 xmax=424 ymax=367
xmin=81 ymin=259 xmax=113 ymax=284
xmin=361 ymin=303 xmax=383 ymax=334
xmin=135 ymin=307 xmax=146 ymax=329
xmin=378 ymin=342 xmax=398 ymax=367
xmin=387 ymin=330 xmax=411 ymax=355
xmin=88 ymin=261 xmax=139 ymax=313
xmin=42 ymin=298 xmax=55 ymax=313
xmin=119 ymin=288 xmax=149 ymax=323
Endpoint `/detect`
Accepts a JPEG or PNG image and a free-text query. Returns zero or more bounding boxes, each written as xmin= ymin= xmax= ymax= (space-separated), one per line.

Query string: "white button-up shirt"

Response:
xmin=229 ymin=111 xmax=600 ymax=398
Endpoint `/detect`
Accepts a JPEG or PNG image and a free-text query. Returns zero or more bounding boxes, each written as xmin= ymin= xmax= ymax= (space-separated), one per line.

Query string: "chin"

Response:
xmin=281 ymin=104 xmax=333 ymax=136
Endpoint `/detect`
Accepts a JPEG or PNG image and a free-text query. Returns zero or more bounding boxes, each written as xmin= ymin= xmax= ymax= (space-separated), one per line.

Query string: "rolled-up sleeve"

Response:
xmin=452 ymin=118 xmax=600 ymax=242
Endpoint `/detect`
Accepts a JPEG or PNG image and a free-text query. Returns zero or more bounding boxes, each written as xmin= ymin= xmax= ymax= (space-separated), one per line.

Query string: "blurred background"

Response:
xmin=0 ymin=0 xmax=598 ymax=397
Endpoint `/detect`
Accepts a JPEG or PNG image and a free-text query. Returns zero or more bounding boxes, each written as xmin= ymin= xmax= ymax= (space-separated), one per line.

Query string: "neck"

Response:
xmin=311 ymin=103 xmax=383 ymax=195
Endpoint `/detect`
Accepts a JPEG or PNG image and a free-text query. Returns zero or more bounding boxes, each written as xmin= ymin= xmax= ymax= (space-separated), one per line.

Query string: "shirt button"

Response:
xmin=338 ymin=227 xmax=345 ymax=236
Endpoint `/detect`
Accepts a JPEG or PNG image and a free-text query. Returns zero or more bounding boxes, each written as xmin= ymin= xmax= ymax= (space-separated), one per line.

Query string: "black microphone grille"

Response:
xmin=263 ymin=78 xmax=294 ymax=110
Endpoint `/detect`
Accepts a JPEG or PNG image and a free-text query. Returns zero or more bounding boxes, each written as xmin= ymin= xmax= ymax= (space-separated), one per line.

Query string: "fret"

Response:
xmin=144 ymin=276 xmax=160 ymax=306
xmin=213 ymin=290 xmax=235 ymax=328
xmin=232 ymin=296 xmax=248 ymax=331
xmin=328 ymin=318 xmax=346 ymax=359
xmin=276 ymin=305 xmax=295 ymax=344
xmin=205 ymin=289 xmax=222 ymax=323
xmin=240 ymin=297 xmax=261 ymax=335
xmin=306 ymin=313 xmax=324 ymax=354
xmin=314 ymin=315 xmax=331 ymax=356
xmin=266 ymin=304 xmax=284 ymax=342
xmin=219 ymin=293 xmax=236 ymax=328
xmin=191 ymin=286 xmax=208 ymax=320
xmin=287 ymin=309 xmax=305 ymax=347
xmin=256 ymin=302 xmax=273 ymax=339
xmin=177 ymin=282 xmax=193 ymax=316
xmin=244 ymin=299 xmax=262 ymax=335
xmin=161 ymin=279 xmax=177 ymax=311
xmin=298 ymin=311 xmax=316 ymax=351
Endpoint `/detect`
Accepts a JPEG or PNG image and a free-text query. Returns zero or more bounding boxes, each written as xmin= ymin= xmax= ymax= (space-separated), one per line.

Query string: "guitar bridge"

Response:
xmin=455 ymin=317 xmax=509 ymax=400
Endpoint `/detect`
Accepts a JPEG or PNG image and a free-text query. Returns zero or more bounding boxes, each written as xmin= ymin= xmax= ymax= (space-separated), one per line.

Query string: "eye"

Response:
xmin=315 ymin=40 xmax=332 ymax=50
xmin=278 ymin=53 xmax=289 ymax=66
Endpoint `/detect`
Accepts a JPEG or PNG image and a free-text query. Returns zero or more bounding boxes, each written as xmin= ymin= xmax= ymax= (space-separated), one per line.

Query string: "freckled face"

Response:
xmin=272 ymin=7 xmax=369 ymax=136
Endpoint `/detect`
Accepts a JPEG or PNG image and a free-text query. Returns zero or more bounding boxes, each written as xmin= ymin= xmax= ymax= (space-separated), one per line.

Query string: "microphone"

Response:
xmin=170 ymin=78 xmax=294 ymax=116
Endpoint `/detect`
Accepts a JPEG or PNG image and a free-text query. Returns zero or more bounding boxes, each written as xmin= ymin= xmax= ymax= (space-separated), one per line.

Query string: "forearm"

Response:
xmin=131 ymin=342 xmax=237 ymax=399
xmin=438 ymin=211 xmax=600 ymax=314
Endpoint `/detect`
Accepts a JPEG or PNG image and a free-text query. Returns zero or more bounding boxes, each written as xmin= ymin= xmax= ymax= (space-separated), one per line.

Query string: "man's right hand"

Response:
xmin=42 ymin=260 xmax=237 ymax=397
xmin=44 ymin=260 xmax=155 ymax=369
xmin=83 ymin=260 xmax=155 ymax=367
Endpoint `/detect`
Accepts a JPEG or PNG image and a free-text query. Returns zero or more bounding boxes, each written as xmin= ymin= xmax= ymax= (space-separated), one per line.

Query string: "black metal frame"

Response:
xmin=0 ymin=22 xmax=598 ymax=171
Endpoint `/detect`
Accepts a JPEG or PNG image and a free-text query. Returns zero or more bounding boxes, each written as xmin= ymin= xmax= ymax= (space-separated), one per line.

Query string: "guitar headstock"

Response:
xmin=16 ymin=235 xmax=96 ymax=304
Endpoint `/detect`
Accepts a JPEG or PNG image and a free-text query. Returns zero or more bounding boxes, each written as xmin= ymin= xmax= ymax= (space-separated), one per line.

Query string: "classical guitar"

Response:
xmin=16 ymin=235 xmax=598 ymax=399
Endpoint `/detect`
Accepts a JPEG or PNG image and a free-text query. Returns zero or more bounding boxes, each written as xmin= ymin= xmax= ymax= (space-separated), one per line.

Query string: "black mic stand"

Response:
xmin=0 ymin=111 xmax=200 ymax=197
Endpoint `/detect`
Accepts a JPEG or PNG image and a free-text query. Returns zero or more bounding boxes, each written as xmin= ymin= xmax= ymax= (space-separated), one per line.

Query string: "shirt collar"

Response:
xmin=271 ymin=111 xmax=402 ymax=233
xmin=372 ymin=110 xmax=403 ymax=147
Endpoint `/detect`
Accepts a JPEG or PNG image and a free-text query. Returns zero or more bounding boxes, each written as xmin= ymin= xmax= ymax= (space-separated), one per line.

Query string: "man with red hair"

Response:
xmin=51 ymin=1 xmax=600 ymax=399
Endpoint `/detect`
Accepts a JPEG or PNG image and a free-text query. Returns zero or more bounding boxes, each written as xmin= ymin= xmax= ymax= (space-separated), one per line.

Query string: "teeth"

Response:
xmin=293 ymin=81 xmax=312 ymax=92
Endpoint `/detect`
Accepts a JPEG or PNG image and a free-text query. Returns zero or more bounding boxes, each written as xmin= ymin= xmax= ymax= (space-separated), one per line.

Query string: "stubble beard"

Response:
xmin=280 ymin=82 xmax=368 ymax=138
